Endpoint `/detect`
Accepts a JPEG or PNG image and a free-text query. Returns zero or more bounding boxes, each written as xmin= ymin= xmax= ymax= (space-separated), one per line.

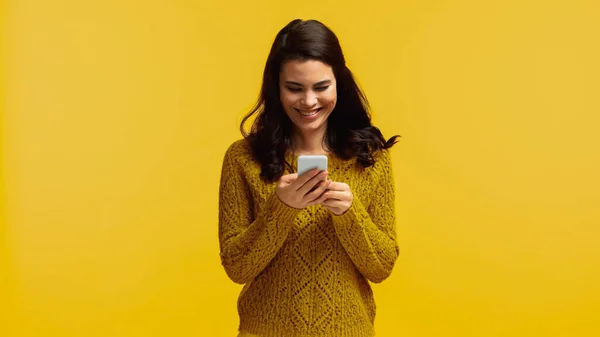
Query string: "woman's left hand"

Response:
xmin=321 ymin=181 xmax=354 ymax=216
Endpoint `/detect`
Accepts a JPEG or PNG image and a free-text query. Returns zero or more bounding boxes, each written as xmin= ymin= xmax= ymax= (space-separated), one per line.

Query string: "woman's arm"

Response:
xmin=218 ymin=142 xmax=300 ymax=284
xmin=331 ymin=149 xmax=399 ymax=283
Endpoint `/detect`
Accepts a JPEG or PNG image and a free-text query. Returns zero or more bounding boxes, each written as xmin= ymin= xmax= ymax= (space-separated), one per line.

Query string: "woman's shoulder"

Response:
xmin=367 ymin=148 xmax=393 ymax=177
xmin=223 ymin=138 xmax=255 ymax=166
xmin=373 ymin=147 xmax=392 ymax=163
xmin=225 ymin=138 xmax=251 ymax=155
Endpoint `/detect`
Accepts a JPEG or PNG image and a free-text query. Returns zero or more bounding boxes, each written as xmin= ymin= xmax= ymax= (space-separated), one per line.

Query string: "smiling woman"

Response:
xmin=219 ymin=19 xmax=400 ymax=337
xmin=279 ymin=60 xmax=338 ymax=137
xmin=239 ymin=19 xmax=399 ymax=181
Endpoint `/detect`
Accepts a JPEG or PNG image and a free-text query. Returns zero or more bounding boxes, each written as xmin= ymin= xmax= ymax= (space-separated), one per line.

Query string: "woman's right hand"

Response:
xmin=275 ymin=169 xmax=331 ymax=209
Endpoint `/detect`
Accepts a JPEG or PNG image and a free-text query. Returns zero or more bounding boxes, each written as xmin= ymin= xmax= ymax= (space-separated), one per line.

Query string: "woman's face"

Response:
xmin=279 ymin=59 xmax=337 ymax=135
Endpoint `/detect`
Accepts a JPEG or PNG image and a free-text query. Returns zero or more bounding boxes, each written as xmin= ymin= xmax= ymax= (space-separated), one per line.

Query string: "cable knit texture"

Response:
xmin=219 ymin=139 xmax=399 ymax=337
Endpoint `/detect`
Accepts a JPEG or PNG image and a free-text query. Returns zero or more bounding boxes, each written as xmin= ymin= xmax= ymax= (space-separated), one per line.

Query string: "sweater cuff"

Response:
xmin=331 ymin=198 xmax=369 ymax=227
xmin=265 ymin=191 xmax=302 ymax=224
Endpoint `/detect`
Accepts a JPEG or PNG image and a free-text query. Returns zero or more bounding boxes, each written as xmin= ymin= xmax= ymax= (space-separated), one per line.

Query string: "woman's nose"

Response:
xmin=302 ymin=91 xmax=318 ymax=107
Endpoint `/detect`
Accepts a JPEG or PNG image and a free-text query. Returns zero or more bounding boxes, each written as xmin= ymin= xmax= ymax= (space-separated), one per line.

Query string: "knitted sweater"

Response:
xmin=218 ymin=139 xmax=399 ymax=337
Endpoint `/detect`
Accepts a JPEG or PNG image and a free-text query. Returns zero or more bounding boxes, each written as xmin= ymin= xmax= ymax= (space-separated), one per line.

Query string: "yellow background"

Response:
xmin=2 ymin=0 xmax=599 ymax=336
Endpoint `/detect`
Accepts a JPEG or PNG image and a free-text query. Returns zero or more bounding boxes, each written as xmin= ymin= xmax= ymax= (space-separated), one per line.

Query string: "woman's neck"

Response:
xmin=292 ymin=128 xmax=329 ymax=155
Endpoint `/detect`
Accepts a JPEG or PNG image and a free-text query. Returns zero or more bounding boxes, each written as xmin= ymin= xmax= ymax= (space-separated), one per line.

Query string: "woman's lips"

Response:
xmin=295 ymin=107 xmax=322 ymax=117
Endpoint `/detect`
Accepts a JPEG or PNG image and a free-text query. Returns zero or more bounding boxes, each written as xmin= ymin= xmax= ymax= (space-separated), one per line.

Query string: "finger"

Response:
xmin=327 ymin=181 xmax=349 ymax=191
xmin=292 ymin=169 xmax=320 ymax=190
xmin=321 ymin=198 xmax=346 ymax=208
xmin=306 ymin=187 xmax=331 ymax=207
xmin=322 ymin=190 xmax=349 ymax=201
xmin=297 ymin=171 xmax=328 ymax=195
xmin=279 ymin=173 xmax=298 ymax=184
xmin=298 ymin=172 xmax=327 ymax=196
xmin=305 ymin=179 xmax=331 ymax=202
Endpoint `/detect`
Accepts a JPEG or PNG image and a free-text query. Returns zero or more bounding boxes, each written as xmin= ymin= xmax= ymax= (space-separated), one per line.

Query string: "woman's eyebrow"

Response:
xmin=314 ymin=80 xmax=332 ymax=86
xmin=284 ymin=80 xmax=332 ymax=87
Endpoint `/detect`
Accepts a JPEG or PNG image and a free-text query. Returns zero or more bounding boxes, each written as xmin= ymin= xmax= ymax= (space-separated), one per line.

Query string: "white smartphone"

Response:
xmin=297 ymin=155 xmax=328 ymax=176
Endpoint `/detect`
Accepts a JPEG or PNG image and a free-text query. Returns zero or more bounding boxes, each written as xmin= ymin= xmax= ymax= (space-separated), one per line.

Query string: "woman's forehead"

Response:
xmin=280 ymin=59 xmax=335 ymax=83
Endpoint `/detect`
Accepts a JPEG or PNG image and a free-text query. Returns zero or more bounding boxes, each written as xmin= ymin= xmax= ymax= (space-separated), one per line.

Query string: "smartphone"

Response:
xmin=297 ymin=155 xmax=328 ymax=176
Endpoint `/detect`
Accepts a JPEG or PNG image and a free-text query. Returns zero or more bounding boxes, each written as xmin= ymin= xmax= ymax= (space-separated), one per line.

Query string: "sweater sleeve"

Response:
xmin=218 ymin=142 xmax=300 ymax=284
xmin=331 ymin=149 xmax=399 ymax=283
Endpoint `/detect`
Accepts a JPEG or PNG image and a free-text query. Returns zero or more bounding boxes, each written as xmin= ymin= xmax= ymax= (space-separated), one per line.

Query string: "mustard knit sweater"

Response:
xmin=218 ymin=139 xmax=399 ymax=337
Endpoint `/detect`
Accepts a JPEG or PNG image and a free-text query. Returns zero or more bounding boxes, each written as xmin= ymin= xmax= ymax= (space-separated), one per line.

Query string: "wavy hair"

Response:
xmin=241 ymin=19 xmax=400 ymax=182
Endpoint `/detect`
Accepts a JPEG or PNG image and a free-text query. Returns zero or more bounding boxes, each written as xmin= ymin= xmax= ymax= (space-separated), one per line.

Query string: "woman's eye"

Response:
xmin=287 ymin=87 xmax=302 ymax=93
xmin=314 ymin=86 xmax=329 ymax=91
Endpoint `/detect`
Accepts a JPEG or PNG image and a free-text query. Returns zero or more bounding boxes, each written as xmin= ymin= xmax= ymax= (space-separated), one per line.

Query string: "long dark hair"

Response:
xmin=241 ymin=19 xmax=400 ymax=182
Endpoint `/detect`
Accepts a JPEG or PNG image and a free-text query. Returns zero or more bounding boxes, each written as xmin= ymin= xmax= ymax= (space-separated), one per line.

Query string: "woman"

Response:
xmin=219 ymin=19 xmax=400 ymax=337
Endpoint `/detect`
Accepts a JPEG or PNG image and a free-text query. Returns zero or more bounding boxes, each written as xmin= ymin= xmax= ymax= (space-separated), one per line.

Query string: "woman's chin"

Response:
xmin=294 ymin=121 xmax=326 ymax=133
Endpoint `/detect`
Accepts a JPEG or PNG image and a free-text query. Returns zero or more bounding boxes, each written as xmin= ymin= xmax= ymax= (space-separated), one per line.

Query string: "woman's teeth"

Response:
xmin=298 ymin=108 xmax=321 ymax=116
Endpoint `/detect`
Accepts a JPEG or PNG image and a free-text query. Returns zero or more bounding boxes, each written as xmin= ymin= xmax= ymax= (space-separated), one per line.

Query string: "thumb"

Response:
xmin=279 ymin=173 xmax=298 ymax=184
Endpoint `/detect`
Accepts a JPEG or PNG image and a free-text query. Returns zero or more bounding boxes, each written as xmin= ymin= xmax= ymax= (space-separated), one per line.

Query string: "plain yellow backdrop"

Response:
xmin=2 ymin=0 xmax=600 ymax=336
